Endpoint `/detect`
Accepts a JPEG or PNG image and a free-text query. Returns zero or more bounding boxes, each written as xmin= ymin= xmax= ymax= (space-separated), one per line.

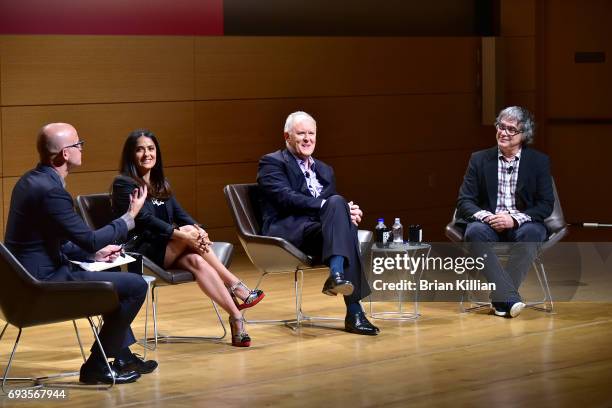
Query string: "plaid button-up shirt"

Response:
xmin=473 ymin=148 xmax=532 ymax=226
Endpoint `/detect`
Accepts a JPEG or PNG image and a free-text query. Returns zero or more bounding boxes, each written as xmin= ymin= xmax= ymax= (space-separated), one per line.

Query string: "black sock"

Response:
xmin=117 ymin=347 xmax=133 ymax=360
xmin=84 ymin=347 xmax=107 ymax=369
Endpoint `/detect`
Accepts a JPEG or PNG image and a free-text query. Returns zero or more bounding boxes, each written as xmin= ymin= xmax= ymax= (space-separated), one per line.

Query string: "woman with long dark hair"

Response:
xmin=112 ymin=129 xmax=264 ymax=347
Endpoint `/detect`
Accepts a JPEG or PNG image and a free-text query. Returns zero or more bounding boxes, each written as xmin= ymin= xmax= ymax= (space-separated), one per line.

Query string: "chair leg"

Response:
xmin=142 ymin=284 xmax=227 ymax=345
xmin=73 ymin=321 xmax=87 ymax=363
xmin=0 ymin=322 xmax=8 ymax=341
xmin=459 ymin=289 xmax=491 ymax=313
xmin=85 ymin=317 xmax=114 ymax=389
xmin=1 ymin=328 xmax=34 ymax=393
xmin=459 ymin=270 xmax=491 ymax=313
xmin=136 ymin=277 xmax=156 ymax=356
xmin=460 ymin=257 xmax=554 ymax=314
xmin=245 ymin=269 xmax=343 ymax=330
xmin=286 ymin=268 xmax=344 ymax=331
xmin=1 ymin=320 xmax=111 ymax=393
xmin=152 ymin=284 xmax=159 ymax=348
xmin=243 ymin=271 xmax=301 ymax=325
xmin=525 ymin=259 xmax=554 ymax=313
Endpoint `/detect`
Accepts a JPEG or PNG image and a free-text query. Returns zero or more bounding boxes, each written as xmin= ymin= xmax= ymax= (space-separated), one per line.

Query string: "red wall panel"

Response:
xmin=0 ymin=0 xmax=223 ymax=35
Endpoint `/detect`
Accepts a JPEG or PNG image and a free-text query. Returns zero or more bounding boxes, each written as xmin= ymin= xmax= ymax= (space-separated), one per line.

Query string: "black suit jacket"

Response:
xmin=257 ymin=149 xmax=337 ymax=247
xmin=4 ymin=164 xmax=128 ymax=281
xmin=111 ymin=175 xmax=198 ymax=240
xmin=457 ymin=146 xmax=554 ymax=224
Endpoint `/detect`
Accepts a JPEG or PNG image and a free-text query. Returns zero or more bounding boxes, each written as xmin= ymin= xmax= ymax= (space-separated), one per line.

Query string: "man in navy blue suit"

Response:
xmin=257 ymin=111 xmax=379 ymax=335
xmin=5 ymin=123 xmax=157 ymax=384
xmin=456 ymin=106 xmax=554 ymax=318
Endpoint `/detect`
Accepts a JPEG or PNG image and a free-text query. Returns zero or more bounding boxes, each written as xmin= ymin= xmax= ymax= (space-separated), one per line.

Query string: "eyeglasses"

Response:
xmin=61 ymin=140 xmax=85 ymax=151
xmin=495 ymin=123 xmax=522 ymax=136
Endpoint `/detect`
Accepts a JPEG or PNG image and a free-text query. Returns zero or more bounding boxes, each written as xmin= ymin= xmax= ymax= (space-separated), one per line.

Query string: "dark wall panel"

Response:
xmin=224 ymin=0 xmax=491 ymax=36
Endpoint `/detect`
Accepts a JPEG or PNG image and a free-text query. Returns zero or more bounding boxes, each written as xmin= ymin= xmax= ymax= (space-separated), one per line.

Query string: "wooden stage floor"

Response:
xmin=1 ymin=254 xmax=611 ymax=408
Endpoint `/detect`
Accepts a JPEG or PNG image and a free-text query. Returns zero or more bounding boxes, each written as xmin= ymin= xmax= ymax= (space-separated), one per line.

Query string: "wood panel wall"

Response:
xmin=500 ymin=0 xmax=536 ymax=114
xmin=1 ymin=34 xmax=487 ymax=244
xmin=541 ymin=0 xmax=612 ymax=237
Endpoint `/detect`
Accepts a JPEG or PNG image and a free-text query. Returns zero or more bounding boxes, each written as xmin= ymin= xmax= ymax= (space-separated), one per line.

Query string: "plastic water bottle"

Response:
xmin=375 ymin=218 xmax=390 ymax=246
xmin=392 ymin=218 xmax=403 ymax=243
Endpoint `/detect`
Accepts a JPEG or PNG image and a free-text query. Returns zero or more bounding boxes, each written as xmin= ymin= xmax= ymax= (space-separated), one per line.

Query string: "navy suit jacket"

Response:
xmin=111 ymin=175 xmax=198 ymax=241
xmin=457 ymin=146 xmax=554 ymax=225
xmin=257 ymin=149 xmax=337 ymax=247
xmin=4 ymin=164 xmax=128 ymax=281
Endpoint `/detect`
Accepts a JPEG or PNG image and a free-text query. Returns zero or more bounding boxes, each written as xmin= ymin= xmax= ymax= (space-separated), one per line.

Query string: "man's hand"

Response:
xmin=348 ymin=201 xmax=363 ymax=226
xmin=95 ymin=244 xmax=122 ymax=262
xmin=127 ymin=185 xmax=148 ymax=218
xmin=486 ymin=213 xmax=515 ymax=232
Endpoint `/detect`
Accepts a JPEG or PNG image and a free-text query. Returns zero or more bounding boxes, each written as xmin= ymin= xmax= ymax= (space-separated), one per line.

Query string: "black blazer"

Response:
xmin=257 ymin=149 xmax=337 ymax=247
xmin=111 ymin=175 xmax=198 ymax=241
xmin=457 ymin=146 xmax=554 ymax=224
xmin=4 ymin=164 xmax=128 ymax=281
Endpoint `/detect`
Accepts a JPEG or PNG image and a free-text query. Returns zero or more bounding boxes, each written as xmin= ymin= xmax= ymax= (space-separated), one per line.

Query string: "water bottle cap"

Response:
xmin=394 ymin=218 xmax=400 ymax=222
xmin=377 ymin=218 xmax=384 ymax=222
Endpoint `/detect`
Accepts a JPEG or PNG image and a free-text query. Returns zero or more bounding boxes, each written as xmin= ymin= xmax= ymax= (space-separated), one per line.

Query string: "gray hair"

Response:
xmin=496 ymin=106 xmax=535 ymax=145
xmin=284 ymin=111 xmax=316 ymax=133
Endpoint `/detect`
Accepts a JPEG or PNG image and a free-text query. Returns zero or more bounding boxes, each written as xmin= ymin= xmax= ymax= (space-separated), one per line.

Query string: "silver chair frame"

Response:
xmin=143 ymin=282 xmax=227 ymax=348
xmin=460 ymin=252 xmax=554 ymax=314
xmin=1 ymin=317 xmax=115 ymax=393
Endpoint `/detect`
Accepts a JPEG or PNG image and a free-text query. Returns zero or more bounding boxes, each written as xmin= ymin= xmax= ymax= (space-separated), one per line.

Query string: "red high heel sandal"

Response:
xmin=229 ymin=281 xmax=265 ymax=311
xmin=229 ymin=316 xmax=251 ymax=347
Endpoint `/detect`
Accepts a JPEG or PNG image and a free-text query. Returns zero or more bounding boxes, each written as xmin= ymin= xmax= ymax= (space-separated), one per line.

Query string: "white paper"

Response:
xmin=70 ymin=254 xmax=137 ymax=272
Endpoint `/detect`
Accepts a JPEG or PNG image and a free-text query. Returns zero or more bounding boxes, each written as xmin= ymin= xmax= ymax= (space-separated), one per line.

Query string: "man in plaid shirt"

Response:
xmin=456 ymin=106 xmax=554 ymax=318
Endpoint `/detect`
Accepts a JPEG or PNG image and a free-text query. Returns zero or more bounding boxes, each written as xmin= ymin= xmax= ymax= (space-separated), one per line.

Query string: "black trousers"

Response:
xmin=67 ymin=270 xmax=147 ymax=358
xmin=300 ymin=195 xmax=371 ymax=302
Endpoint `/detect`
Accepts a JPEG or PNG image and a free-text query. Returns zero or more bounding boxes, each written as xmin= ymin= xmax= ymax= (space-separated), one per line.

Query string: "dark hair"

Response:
xmin=119 ymin=129 xmax=172 ymax=199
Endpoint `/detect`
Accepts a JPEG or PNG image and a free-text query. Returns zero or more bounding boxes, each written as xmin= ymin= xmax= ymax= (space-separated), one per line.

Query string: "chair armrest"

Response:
xmin=18 ymin=281 xmax=120 ymax=328
xmin=445 ymin=223 xmax=464 ymax=243
xmin=541 ymin=226 xmax=568 ymax=252
xmin=241 ymin=232 xmax=312 ymax=265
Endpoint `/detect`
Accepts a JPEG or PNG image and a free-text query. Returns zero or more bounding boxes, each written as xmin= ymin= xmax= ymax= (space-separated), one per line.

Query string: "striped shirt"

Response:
xmin=473 ymin=149 xmax=532 ymax=226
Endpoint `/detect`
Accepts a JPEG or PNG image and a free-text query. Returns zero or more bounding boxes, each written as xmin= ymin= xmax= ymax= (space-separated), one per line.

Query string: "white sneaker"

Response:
xmin=492 ymin=302 xmax=507 ymax=317
xmin=508 ymin=302 xmax=526 ymax=318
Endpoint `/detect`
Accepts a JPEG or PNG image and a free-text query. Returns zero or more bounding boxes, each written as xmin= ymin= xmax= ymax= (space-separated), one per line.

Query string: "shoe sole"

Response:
xmin=493 ymin=309 xmax=507 ymax=317
xmin=322 ymin=282 xmax=354 ymax=296
xmin=322 ymin=288 xmax=337 ymax=296
xmin=237 ymin=293 xmax=265 ymax=310
xmin=332 ymin=282 xmax=355 ymax=296
xmin=509 ymin=302 xmax=526 ymax=318
xmin=345 ymin=327 xmax=379 ymax=336
xmin=118 ymin=365 xmax=158 ymax=375
xmin=79 ymin=376 xmax=139 ymax=385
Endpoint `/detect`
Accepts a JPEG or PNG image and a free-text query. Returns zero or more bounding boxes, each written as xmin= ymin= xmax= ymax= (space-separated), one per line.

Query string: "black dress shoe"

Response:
xmin=322 ymin=271 xmax=354 ymax=296
xmin=114 ymin=353 xmax=158 ymax=374
xmin=345 ymin=311 xmax=380 ymax=336
xmin=79 ymin=363 xmax=140 ymax=384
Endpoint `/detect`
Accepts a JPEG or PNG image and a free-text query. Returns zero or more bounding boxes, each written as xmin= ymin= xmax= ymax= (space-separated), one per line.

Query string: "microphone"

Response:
xmin=581 ymin=222 xmax=612 ymax=228
xmin=507 ymin=166 xmax=514 ymax=174
xmin=304 ymin=171 xmax=310 ymax=178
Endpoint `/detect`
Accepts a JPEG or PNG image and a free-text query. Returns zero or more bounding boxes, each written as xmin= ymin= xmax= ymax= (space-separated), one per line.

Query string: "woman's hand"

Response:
xmin=194 ymin=224 xmax=212 ymax=251
xmin=177 ymin=225 xmax=211 ymax=254
xmin=127 ymin=185 xmax=148 ymax=218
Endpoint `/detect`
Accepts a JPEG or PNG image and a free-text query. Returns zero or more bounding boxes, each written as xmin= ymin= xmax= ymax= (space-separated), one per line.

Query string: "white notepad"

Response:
xmin=70 ymin=254 xmax=137 ymax=272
